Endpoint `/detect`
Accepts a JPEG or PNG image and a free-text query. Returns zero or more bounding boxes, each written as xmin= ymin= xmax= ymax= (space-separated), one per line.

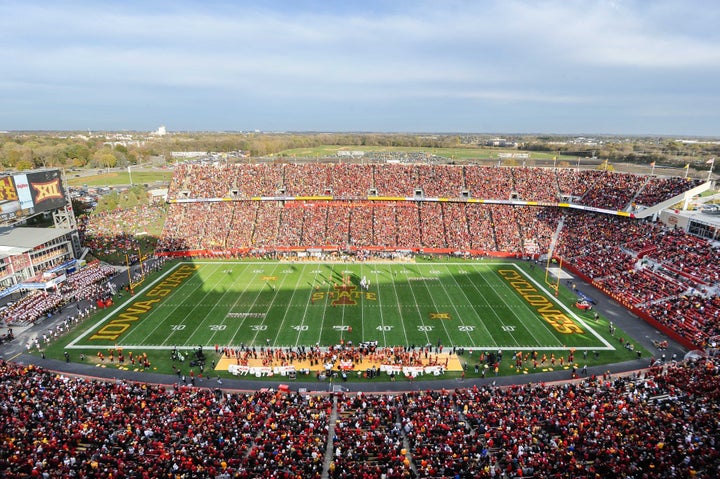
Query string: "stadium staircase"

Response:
xmin=545 ymin=215 xmax=565 ymax=260
xmin=322 ymin=396 xmax=339 ymax=478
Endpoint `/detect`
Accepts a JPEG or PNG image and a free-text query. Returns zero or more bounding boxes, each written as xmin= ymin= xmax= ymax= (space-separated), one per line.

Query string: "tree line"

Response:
xmin=1 ymin=131 xmax=718 ymax=171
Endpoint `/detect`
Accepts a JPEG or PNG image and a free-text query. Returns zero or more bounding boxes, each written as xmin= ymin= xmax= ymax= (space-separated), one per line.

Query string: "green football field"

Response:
xmin=69 ymin=260 xmax=614 ymax=354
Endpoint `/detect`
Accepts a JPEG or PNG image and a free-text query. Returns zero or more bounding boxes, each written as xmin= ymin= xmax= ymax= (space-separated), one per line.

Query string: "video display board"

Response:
xmin=0 ymin=169 xmax=67 ymax=222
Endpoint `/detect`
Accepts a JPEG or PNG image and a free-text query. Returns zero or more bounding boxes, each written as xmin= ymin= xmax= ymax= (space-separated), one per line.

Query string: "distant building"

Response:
xmin=153 ymin=125 xmax=167 ymax=136
xmin=337 ymin=151 xmax=365 ymax=158
xmin=485 ymin=138 xmax=517 ymax=147
xmin=171 ymin=152 xmax=208 ymax=159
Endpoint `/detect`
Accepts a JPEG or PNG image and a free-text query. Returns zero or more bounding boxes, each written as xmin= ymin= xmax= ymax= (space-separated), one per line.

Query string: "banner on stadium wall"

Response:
xmin=9 ymin=252 xmax=32 ymax=272
xmin=0 ymin=283 xmax=22 ymax=299
xmin=12 ymin=174 xmax=35 ymax=212
xmin=44 ymin=273 xmax=67 ymax=288
xmin=168 ymin=195 xmax=636 ymax=219
xmin=46 ymin=259 xmax=78 ymax=274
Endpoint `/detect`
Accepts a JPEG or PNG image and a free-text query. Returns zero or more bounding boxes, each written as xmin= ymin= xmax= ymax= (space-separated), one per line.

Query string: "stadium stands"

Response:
xmin=2 ymin=161 xmax=718 ymax=478
xmin=0 ymin=262 xmax=116 ymax=326
xmin=155 ymin=162 xmax=716 ymax=349
xmin=555 ymin=211 xmax=720 ymax=347
xmin=165 ymin=163 xmax=704 ymax=205
xmin=0 ymin=357 xmax=717 ymax=478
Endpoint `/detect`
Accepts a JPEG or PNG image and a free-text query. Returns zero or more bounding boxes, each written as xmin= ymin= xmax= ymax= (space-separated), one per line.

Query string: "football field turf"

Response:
xmin=70 ymin=260 xmax=613 ymax=353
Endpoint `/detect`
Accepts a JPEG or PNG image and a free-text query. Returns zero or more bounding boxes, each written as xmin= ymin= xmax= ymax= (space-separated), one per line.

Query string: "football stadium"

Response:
xmin=0 ymin=160 xmax=719 ymax=478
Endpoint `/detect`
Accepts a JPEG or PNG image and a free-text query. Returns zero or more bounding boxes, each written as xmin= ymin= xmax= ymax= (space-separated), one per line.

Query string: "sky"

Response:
xmin=1 ymin=0 xmax=719 ymax=136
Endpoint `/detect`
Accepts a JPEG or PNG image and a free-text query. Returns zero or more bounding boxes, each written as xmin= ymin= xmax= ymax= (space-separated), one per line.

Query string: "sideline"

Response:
xmin=9 ymin=352 xmax=655 ymax=395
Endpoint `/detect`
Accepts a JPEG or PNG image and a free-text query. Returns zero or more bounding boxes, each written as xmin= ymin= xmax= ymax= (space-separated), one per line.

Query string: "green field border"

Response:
xmin=40 ymin=258 xmax=647 ymax=381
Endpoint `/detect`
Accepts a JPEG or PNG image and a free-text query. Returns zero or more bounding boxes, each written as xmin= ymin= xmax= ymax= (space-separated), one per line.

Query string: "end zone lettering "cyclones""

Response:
xmin=90 ymin=264 xmax=200 ymax=341
xmin=498 ymin=269 xmax=584 ymax=334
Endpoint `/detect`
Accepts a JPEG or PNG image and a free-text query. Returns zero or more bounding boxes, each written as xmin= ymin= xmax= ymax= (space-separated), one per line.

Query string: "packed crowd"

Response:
xmin=634 ymin=176 xmax=701 ymax=207
xmin=227 ymin=343 xmax=451 ymax=374
xmin=78 ymin=205 xmax=166 ymax=255
xmin=165 ymin=162 xmax=702 ymax=209
xmin=23 ymin=160 xmax=715 ymax=477
xmin=579 ymin=171 xmax=648 ymax=210
xmin=510 ymin=167 xmax=559 ymax=202
xmin=0 ymin=360 xmax=332 ymax=479
xmin=0 ymin=262 xmax=116 ymax=325
xmin=158 ymin=162 xmax=701 ymax=256
xmin=555 ymin=169 xmax=603 ymax=201
xmin=644 ymin=294 xmax=720 ymax=347
xmin=0 ymin=356 xmax=718 ymax=478
xmin=156 ymin=161 xmax=718 ymax=349
xmin=361 ymin=151 xmax=446 ymax=164
xmin=159 ymin=163 xmax=720 ymax=344
xmin=171 ymin=162 xmax=284 ymax=198
xmin=157 ymin=200 xmax=549 ymax=254
xmin=556 ymin=211 xmax=720 ymax=347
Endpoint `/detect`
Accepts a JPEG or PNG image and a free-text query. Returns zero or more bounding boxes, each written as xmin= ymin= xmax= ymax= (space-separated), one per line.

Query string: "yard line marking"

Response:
xmin=372 ymin=268 xmax=389 ymax=346
xmin=68 ymin=262 xmax=189 ymax=348
xmin=315 ymin=265 xmax=336 ymax=346
xmin=162 ymin=264 xmax=230 ymax=347
xmin=181 ymin=264 xmax=249 ymax=347
xmin=359 ymin=263 xmax=366 ymax=343
xmin=388 ymin=265 xmax=413 ymax=346
xmin=271 ymin=263 xmax=307 ymax=347
xmin=70 ymin=343 xmax=603 ymax=351
xmin=68 ymin=260 xmax=613 ymax=352
xmin=251 ymin=262 xmax=290 ymax=346
xmin=506 ymin=264 xmax=614 ymax=350
xmin=415 ymin=265 xmax=454 ymax=344
xmin=294 ymin=264 xmax=323 ymax=348
xmin=123 ymin=264 xmax=210 ymax=346
xmin=226 ymin=262 xmax=282 ymax=346
xmin=210 ymin=263 xmax=264 ymax=345
xmin=443 ymin=263 xmax=498 ymax=346
xmin=472 ymin=268 xmax=524 ymax=347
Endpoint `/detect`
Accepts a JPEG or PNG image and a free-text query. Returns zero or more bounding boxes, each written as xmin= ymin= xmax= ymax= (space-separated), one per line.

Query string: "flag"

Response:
xmin=684 ymin=164 xmax=689 ymax=169
xmin=707 ymin=158 xmax=716 ymax=164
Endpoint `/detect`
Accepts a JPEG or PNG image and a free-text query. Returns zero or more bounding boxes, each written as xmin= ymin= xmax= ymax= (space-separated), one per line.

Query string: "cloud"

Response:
xmin=0 ymin=0 xmax=719 ymax=133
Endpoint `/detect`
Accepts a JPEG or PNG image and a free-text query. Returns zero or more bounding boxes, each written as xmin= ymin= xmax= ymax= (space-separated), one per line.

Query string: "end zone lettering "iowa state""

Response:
xmin=498 ymin=269 xmax=584 ymax=334
xmin=90 ymin=265 xmax=199 ymax=341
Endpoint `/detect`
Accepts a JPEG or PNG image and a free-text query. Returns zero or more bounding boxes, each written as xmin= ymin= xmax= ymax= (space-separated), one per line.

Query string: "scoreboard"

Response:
xmin=0 ymin=169 xmax=67 ymax=223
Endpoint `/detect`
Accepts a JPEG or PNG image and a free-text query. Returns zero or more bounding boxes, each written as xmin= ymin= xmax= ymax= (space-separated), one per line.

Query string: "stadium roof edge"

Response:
xmin=0 ymin=226 xmax=75 ymax=250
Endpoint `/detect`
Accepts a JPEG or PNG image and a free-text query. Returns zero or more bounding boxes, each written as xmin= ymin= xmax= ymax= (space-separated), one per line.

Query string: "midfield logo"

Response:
xmin=31 ymin=179 xmax=63 ymax=204
xmin=332 ymin=284 xmax=358 ymax=306
xmin=311 ymin=283 xmax=377 ymax=305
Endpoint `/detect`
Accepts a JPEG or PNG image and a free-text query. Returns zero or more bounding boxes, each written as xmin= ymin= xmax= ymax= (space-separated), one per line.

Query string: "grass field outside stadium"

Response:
xmin=53 ymin=258 xmax=645 ymax=380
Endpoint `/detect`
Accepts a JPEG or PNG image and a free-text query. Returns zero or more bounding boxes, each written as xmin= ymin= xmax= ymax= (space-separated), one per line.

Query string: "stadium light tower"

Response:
xmin=708 ymin=157 xmax=716 ymax=182
xmin=128 ymin=164 xmax=137 ymax=186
